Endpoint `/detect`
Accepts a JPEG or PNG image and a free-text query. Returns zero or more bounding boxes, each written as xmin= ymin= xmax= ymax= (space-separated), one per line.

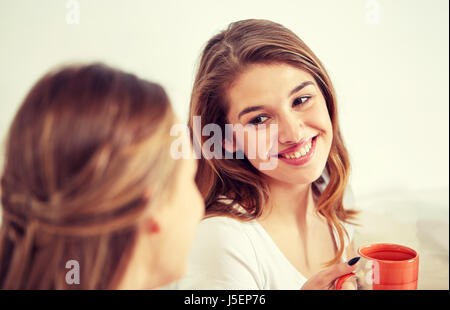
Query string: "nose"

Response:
xmin=278 ymin=112 xmax=303 ymax=144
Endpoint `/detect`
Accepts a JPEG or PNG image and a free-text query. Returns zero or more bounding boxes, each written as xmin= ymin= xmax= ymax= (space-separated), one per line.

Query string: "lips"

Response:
xmin=277 ymin=135 xmax=318 ymax=158
xmin=278 ymin=135 xmax=318 ymax=166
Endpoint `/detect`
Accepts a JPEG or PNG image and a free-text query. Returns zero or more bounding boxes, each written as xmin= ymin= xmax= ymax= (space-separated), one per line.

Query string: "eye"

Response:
xmin=293 ymin=96 xmax=311 ymax=107
xmin=249 ymin=115 xmax=269 ymax=125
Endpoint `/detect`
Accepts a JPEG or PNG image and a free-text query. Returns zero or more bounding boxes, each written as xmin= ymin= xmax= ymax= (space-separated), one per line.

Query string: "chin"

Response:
xmin=270 ymin=174 xmax=320 ymax=186
xmin=169 ymin=262 xmax=188 ymax=283
xmin=260 ymin=162 xmax=325 ymax=186
xmin=154 ymin=260 xmax=187 ymax=288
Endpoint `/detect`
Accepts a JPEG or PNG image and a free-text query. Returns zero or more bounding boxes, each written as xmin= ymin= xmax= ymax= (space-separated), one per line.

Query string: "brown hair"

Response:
xmin=0 ymin=63 xmax=179 ymax=289
xmin=189 ymin=19 xmax=358 ymax=266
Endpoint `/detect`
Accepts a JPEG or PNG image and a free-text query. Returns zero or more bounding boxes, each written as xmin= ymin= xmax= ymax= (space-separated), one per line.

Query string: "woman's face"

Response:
xmin=226 ymin=63 xmax=333 ymax=186
xmin=145 ymin=135 xmax=204 ymax=287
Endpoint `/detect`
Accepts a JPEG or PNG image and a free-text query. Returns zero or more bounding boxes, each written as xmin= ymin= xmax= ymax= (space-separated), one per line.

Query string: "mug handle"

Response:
xmin=335 ymin=273 xmax=356 ymax=290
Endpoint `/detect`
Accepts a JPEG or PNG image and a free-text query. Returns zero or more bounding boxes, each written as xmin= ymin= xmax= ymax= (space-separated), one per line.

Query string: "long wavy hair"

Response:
xmin=0 ymin=63 xmax=179 ymax=289
xmin=189 ymin=19 xmax=358 ymax=266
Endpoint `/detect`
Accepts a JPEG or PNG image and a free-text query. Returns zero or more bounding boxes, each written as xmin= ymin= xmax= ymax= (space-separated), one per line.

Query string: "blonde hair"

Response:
xmin=189 ymin=19 xmax=358 ymax=266
xmin=0 ymin=63 xmax=180 ymax=289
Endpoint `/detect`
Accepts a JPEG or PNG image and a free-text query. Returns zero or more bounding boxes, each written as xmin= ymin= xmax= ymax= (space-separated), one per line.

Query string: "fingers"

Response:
xmin=340 ymin=279 xmax=358 ymax=290
xmin=300 ymin=257 xmax=361 ymax=290
xmin=325 ymin=256 xmax=360 ymax=281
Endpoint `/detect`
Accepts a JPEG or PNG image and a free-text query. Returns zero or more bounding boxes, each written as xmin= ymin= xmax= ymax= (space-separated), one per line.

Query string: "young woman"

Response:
xmin=169 ymin=19 xmax=360 ymax=290
xmin=0 ymin=63 xmax=204 ymax=289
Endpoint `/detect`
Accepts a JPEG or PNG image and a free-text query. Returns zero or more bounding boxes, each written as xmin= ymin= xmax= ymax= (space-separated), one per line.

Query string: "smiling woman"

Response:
xmin=165 ymin=19 xmax=360 ymax=290
xmin=226 ymin=63 xmax=332 ymax=179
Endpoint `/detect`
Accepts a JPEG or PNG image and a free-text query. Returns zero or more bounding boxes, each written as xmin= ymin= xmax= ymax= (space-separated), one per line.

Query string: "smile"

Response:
xmin=277 ymin=135 xmax=318 ymax=166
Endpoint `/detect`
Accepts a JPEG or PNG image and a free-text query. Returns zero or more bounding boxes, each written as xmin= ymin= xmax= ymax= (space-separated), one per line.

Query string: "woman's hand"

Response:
xmin=300 ymin=257 xmax=360 ymax=290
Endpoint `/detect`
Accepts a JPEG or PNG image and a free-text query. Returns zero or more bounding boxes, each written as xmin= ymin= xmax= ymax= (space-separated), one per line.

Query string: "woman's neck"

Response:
xmin=116 ymin=235 xmax=164 ymax=290
xmin=259 ymin=177 xmax=318 ymax=227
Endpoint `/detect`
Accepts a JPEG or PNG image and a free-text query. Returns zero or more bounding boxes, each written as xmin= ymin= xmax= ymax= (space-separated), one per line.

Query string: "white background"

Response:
xmin=0 ymin=0 xmax=448 ymax=289
xmin=0 ymin=0 xmax=448 ymax=197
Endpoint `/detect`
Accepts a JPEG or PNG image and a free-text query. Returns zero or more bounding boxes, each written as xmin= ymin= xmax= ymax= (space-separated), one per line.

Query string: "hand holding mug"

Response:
xmin=335 ymin=243 xmax=419 ymax=290
xmin=300 ymin=257 xmax=361 ymax=290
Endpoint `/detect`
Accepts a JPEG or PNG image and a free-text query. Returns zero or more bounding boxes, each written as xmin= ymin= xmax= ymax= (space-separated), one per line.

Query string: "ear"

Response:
xmin=143 ymin=216 xmax=160 ymax=234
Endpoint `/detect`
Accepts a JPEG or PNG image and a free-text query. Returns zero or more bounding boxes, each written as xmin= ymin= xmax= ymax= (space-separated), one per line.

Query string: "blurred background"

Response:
xmin=0 ymin=0 xmax=448 ymax=289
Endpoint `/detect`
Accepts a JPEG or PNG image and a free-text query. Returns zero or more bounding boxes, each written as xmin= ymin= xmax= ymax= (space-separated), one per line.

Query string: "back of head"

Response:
xmin=0 ymin=63 xmax=178 ymax=289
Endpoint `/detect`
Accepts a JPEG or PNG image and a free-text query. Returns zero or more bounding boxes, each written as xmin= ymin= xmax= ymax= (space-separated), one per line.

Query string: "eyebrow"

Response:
xmin=289 ymin=81 xmax=314 ymax=97
xmin=237 ymin=81 xmax=315 ymax=120
xmin=238 ymin=105 xmax=265 ymax=120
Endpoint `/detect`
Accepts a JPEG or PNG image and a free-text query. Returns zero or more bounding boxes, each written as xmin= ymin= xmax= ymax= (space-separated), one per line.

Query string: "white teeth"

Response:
xmin=282 ymin=141 xmax=313 ymax=159
xmin=284 ymin=151 xmax=301 ymax=159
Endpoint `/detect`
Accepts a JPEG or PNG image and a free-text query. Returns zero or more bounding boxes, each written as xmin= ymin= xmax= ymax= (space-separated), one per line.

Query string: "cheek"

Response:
xmin=315 ymin=100 xmax=333 ymax=134
xmin=311 ymin=104 xmax=333 ymax=161
xmin=195 ymin=190 xmax=205 ymax=220
xmin=240 ymin=127 xmax=277 ymax=160
xmin=309 ymin=106 xmax=333 ymax=153
xmin=320 ymin=114 xmax=333 ymax=152
xmin=187 ymin=183 xmax=204 ymax=223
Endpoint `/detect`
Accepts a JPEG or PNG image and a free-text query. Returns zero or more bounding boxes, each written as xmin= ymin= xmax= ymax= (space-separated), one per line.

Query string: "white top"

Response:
xmin=163 ymin=215 xmax=354 ymax=290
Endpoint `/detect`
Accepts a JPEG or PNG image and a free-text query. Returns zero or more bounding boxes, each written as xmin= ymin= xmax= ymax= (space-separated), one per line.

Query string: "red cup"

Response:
xmin=336 ymin=243 xmax=419 ymax=290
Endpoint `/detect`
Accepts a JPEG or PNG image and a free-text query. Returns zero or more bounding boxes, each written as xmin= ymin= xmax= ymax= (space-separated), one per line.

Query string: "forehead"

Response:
xmin=227 ymin=63 xmax=316 ymax=112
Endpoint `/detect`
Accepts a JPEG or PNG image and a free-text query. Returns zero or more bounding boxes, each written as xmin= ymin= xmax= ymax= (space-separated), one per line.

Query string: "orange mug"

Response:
xmin=336 ymin=243 xmax=419 ymax=290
